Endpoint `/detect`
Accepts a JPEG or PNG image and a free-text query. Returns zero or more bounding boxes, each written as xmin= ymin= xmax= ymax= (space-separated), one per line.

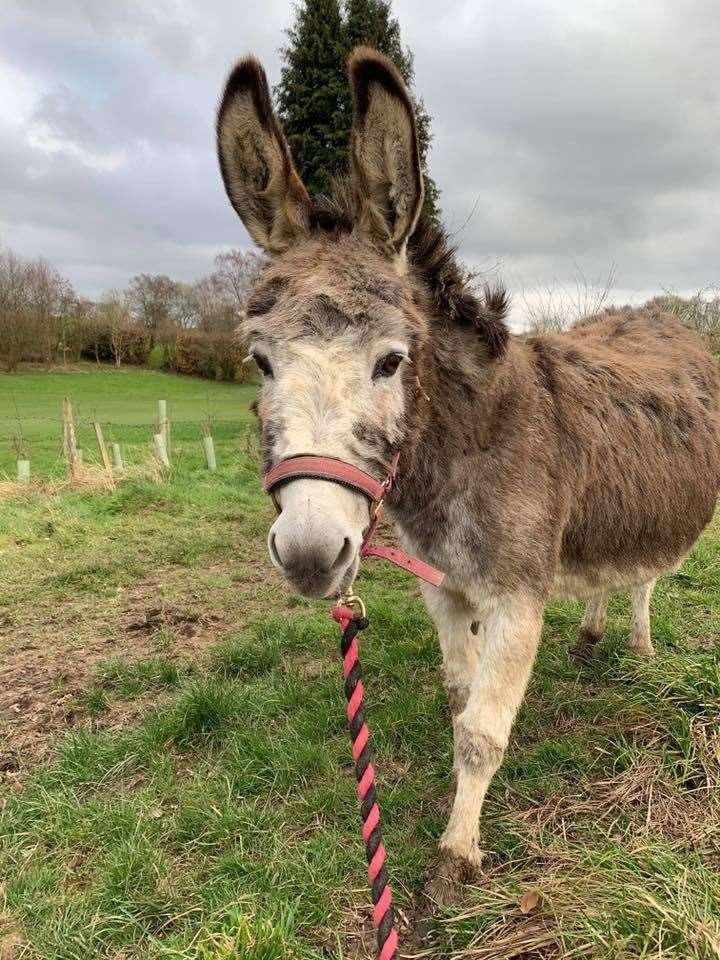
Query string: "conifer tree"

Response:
xmin=276 ymin=0 xmax=440 ymax=218
xmin=275 ymin=0 xmax=348 ymax=197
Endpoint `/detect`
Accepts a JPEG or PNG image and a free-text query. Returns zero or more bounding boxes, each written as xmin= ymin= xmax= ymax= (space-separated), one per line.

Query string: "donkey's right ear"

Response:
xmin=216 ymin=57 xmax=311 ymax=254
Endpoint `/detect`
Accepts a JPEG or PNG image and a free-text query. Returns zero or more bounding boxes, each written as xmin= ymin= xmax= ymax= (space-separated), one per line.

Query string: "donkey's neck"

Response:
xmin=388 ymin=328 xmax=527 ymax=548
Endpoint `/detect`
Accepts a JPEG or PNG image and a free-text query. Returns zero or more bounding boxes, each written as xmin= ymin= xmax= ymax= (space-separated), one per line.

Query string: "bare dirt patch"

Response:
xmin=331 ymin=902 xmax=441 ymax=960
xmin=0 ymin=569 xmax=238 ymax=776
xmin=0 ymin=919 xmax=23 ymax=960
xmin=335 ymin=892 xmax=564 ymax=960
xmin=0 ymin=538 xmax=317 ymax=780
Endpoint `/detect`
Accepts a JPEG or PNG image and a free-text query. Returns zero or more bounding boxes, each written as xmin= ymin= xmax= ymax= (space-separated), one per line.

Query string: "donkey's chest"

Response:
xmin=389 ymin=486 xmax=555 ymax=595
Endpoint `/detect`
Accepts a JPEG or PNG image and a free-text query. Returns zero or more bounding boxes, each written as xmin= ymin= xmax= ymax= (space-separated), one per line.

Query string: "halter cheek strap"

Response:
xmin=263 ymin=453 xmax=444 ymax=588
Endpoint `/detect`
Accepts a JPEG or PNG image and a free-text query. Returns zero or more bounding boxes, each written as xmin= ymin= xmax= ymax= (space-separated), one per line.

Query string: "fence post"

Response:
xmin=63 ymin=397 xmax=81 ymax=480
xmin=93 ymin=421 xmax=112 ymax=472
xmin=201 ymin=422 xmax=217 ymax=472
xmin=17 ymin=459 xmax=30 ymax=484
xmin=111 ymin=442 xmax=124 ymax=472
xmin=153 ymin=432 xmax=170 ymax=468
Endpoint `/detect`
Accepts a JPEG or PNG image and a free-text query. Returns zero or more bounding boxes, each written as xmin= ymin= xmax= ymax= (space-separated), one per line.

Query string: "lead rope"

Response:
xmin=332 ymin=602 xmax=399 ymax=960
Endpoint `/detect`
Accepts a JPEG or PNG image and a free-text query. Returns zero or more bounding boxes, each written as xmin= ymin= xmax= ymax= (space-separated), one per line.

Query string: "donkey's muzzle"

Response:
xmin=268 ymin=511 xmax=358 ymax=598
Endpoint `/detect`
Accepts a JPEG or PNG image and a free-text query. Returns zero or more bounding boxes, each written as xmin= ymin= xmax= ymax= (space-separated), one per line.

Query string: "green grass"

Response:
xmin=0 ymin=362 xmax=257 ymax=476
xmin=1 ymin=369 xmax=719 ymax=959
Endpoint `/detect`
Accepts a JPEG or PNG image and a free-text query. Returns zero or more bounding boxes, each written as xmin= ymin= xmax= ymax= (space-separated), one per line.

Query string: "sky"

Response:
xmin=1 ymin=0 xmax=718 ymax=326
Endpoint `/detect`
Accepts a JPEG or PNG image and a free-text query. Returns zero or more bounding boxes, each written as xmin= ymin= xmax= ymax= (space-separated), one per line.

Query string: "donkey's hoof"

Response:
xmin=570 ymin=628 xmax=600 ymax=664
xmin=424 ymin=848 xmax=482 ymax=906
xmin=628 ymin=639 xmax=656 ymax=658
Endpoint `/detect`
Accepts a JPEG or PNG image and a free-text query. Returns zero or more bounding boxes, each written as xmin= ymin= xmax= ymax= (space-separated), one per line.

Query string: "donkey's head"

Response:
xmin=217 ymin=48 xmax=508 ymax=598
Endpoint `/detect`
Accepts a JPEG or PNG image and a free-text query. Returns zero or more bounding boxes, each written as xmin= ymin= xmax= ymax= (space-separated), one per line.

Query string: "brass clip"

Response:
xmin=338 ymin=592 xmax=366 ymax=620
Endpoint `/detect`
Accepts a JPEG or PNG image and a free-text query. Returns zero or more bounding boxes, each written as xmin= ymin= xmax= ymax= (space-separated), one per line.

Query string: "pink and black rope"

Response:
xmin=333 ymin=605 xmax=399 ymax=960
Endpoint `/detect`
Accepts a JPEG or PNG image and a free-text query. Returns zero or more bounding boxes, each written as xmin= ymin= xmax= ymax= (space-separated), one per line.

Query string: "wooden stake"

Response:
xmin=63 ymin=397 xmax=81 ymax=480
xmin=93 ymin=421 xmax=112 ymax=472
xmin=111 ymin=442 xmax=124 ymax=472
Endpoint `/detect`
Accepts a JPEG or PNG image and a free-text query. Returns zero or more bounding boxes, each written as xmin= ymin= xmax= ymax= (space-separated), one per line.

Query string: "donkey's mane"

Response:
xmin=312 ymin=178 xmax=510 ymax=357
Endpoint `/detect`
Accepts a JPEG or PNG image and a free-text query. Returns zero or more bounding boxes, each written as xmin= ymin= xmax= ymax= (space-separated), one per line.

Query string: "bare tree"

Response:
xmin=126 ymin=273 xmax=204 ymax=340
xmin=61 ymin=296 xmax=95 ymax=364
xmin=213 ymin=249 xmax=265 ymax=312
xmin=193 ymin=274 xmax=237 ymax=333
xmin=96 ymin=290 xmax=133 ymax=366
xmin=126 ymin=274 xmax=177 ymax=341
xmin=0 ymin=249 xmax=31 ymax=372
xmin=171 ymin=282 xmax=199 ymax=331
xmin=25 ymin=258 xmax=74 ymax=367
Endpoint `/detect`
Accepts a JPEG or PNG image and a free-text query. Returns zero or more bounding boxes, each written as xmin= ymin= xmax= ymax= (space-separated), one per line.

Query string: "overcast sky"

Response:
xmin=1 ymin=0 xmax=718 ymax=325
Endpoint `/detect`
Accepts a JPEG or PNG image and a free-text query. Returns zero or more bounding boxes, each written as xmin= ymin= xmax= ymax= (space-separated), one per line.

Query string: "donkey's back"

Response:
xmin=535 ymin=307 xmax=720 ymax=596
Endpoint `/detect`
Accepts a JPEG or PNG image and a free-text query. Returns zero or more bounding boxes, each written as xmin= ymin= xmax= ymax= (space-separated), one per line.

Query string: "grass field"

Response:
xmin=0 ymin=364 xmax=257 ymax=476
xmin=1 ymin=368 xmax=719 ymax=959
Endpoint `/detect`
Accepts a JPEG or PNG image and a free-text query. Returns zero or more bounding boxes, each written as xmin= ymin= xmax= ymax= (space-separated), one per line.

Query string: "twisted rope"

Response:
xmin=333 ymin=604 xmax=399 ymax=960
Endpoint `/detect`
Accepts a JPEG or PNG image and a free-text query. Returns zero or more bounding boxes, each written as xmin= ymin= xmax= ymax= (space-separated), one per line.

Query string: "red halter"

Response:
xmin=263 ymin=453 xmax=444 ymax=587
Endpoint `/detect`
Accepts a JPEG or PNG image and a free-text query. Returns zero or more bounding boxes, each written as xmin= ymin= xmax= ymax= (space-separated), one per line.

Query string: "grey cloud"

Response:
xmin=1 ymin=0 xmax=718 ymax=311
xmin=395 ymin=0 xmax=720 ymax=297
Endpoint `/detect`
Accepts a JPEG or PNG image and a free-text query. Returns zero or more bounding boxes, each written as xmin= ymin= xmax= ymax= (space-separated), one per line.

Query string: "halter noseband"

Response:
xmin=263 ymin=453 xmax=444 ymax=587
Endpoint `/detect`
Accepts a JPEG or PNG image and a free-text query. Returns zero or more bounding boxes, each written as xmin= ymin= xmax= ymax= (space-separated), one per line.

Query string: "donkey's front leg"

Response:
xmin=421 ymin=584 xmax=482 ymax=801
xmin=421 ymin=585 xmax=480 ymax=721
xmin=427 ymin=592 xmax=543 ymax=904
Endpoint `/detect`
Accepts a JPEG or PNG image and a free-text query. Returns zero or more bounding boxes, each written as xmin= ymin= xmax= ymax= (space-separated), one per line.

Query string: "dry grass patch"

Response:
xmin=0 ymin=462 xmax=169 ymax=501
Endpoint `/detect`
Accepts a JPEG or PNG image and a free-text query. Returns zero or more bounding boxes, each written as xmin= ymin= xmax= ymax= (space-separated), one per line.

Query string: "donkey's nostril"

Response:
xmin=268 ymin=530 xmax=282 ymax=567
xmin=331 ymin=537 xmax=353 ymax=573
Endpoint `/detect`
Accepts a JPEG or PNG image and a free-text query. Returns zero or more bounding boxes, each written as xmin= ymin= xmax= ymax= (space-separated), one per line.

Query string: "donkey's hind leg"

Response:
xmin=628 ymin=579 xmax=656 ymax=657
xmin=571 ymin=592 xmax=609 ymax=662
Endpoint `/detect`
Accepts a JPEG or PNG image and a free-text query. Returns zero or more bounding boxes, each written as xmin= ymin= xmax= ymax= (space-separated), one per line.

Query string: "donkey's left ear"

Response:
xmin=348 ymin=47 xmax=424 ymax=255
xmin=217 ymin=56 xmax=311 ymax=254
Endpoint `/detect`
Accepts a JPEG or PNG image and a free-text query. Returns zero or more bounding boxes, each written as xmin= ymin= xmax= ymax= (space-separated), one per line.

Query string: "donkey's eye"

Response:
xmin=253 ymin=353 xmax=273 ymax=378
xmin=373 ymin=352 xmax=405 ymax=380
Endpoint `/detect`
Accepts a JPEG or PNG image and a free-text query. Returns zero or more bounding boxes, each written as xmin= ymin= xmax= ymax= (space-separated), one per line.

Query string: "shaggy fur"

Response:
xmin=393 ymin=305 xmax=720 ymax=600
xmin=312 ymin=179 xmax=511 ymax=359
xmin=216 ymin=45 xmax=720 ymax=904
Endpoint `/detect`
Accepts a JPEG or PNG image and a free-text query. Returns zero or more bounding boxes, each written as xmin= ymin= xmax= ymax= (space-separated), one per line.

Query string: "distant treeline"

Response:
xmin=0 ymin=246 xmax=265 ymax=380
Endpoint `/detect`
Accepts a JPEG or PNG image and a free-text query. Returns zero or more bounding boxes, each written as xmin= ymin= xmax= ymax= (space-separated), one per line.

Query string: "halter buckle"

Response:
xmin=337 ymin=592 xmax=366 ymax=620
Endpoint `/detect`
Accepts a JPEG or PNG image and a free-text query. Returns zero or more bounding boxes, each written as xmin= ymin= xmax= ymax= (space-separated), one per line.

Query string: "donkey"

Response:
xmin=216 ymin=47 xmax=720 ymax=901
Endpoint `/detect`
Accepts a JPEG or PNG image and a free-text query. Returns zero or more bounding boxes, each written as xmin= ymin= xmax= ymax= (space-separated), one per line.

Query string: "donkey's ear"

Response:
xmin=217 ymin=57 xmax=311 ymax=254
xmin=348 ymin=47 xmax=424 ymax=254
